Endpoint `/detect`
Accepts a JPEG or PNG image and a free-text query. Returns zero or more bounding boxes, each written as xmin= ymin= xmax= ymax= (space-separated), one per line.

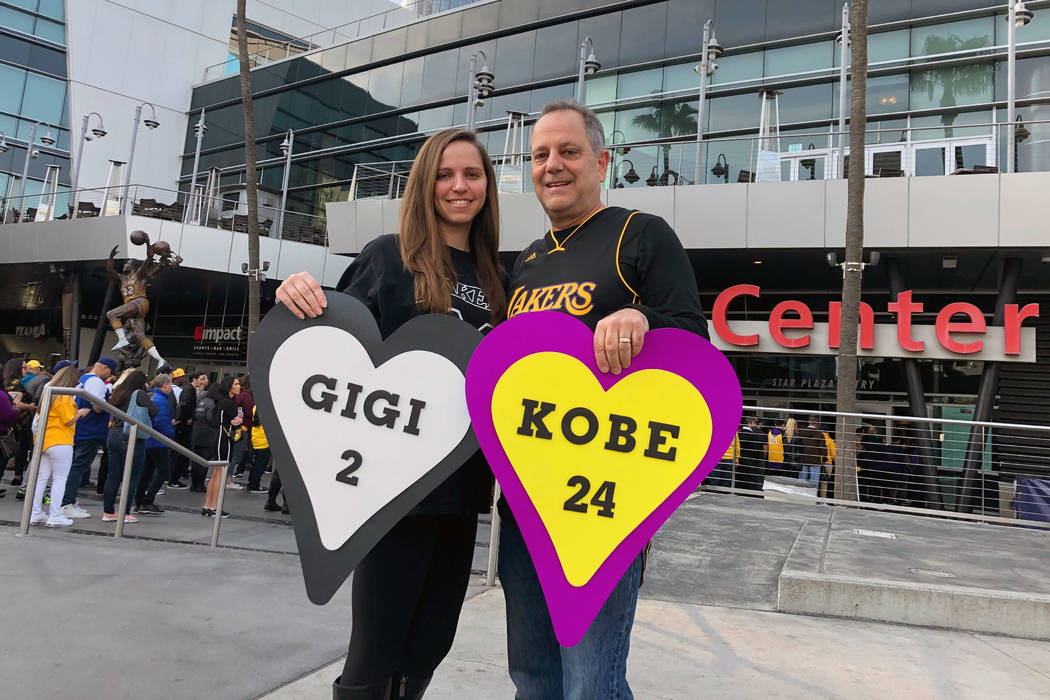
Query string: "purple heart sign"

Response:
xmin=465 ymin=311 xmax=742 ymax=646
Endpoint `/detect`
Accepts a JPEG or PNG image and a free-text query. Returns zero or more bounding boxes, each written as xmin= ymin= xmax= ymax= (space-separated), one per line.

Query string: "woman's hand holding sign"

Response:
xmin=593 ymin=308 xmax=648 ymax=375
xmin=276 ymin=271 xmax=328 ymax=319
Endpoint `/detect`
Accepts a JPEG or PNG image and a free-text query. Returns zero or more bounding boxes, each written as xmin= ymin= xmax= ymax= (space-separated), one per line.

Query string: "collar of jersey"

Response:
xmin=547 ymin=207 xmax=605 ymax=253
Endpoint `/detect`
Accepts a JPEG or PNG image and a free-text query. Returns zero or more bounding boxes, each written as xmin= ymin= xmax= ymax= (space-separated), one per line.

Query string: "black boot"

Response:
xmin=332 ymin=676 xmax=391 ymax=700
xmin=390 ymin=674 xmax=432 ymax=700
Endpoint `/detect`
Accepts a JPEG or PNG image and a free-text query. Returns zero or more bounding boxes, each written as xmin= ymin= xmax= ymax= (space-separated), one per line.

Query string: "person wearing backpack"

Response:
xmin=61 ymin=357 xmax=116 ymax=519
xmin=102 ymin=370 xmax=155 ymax=523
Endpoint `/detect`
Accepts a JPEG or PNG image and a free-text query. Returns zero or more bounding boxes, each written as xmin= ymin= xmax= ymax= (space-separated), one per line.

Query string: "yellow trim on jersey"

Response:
xmin=615 ymin=210 xmax=641 ymax=304
xmin=547 ymin=207 xmax=605 ymax=253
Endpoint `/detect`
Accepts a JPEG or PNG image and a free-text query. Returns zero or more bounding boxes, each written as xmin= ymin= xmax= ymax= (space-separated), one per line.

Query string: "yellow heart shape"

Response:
xmin=492 ymin=352 xmax=713 ymax=587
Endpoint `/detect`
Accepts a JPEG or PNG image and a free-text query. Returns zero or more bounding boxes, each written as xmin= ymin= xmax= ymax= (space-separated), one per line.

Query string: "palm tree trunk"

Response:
xmin=237 ymin=0 xmax=261 ymax=351
xmin=834 ymin=0 xmax=867 ymax=503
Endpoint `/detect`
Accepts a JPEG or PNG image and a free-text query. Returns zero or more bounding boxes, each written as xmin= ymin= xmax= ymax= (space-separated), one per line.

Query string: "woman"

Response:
xmin=102 ymin=370 xmax=156 ymax=523
xmin=200 ymin=375 xmax=243 ymax=517
xmin=276 ymin=128 xmax=506 ymax=699
xmin=3 ymin=358 xmax=35 ymax=491
xmin=232 ymin=373 xmax=254 ymax=483
xmin=30 ymin=366 xmax=91 ymax=527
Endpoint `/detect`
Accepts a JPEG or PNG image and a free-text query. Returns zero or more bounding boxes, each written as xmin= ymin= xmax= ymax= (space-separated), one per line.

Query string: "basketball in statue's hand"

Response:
xmin=153 ymin=240 xmax=171 ymax=256
xmin=130 ymin=230 xmax=148 ymax=246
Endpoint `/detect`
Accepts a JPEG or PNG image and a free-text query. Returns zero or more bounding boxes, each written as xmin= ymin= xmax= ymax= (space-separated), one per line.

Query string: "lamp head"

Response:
xmin=584 ymin=52 xmax=601 ymax=75
xmin=91 ymin=127 xmax=107 ymax=138
xmin=143 ymin=118 xmax=160 ymax=129
xmin=280 ymin=133 xmax=292 ymax=156
xmin=1014 ymin=0 xmax=1034 ymax=27
xmin=645 ymin=165 xmax=659 ymax=187
xmin=711 ymin=154 xmax=729 ymax=182
xmin=0 ymin=136 xmax=7 ymax=153
xmin=621 ymin=159 xmax=639 ymax=184
xmin=707 ymin=34 xmax=723 ymax=61
xmin=30 ymin=148 xmax=40 ymax=159
xmin=474 ymin=66 xmax=495 ymax=98
xmin=1015 ymin=114 xmax=1031 ymax=143
xmin=39 ymin=131 xmax=56 ymax=146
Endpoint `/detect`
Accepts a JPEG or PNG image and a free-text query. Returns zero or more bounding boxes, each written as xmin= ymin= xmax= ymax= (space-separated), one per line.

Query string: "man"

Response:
xmin=499 ymin=99 xmax=707 ymax=699
xmin=736 ymin=415 xmax=767 ymax=495
xmin=61 ymin=356 xmax=116 ymax=518
xmin=797 ymin=415 xmax=827 ymax=486
xmin=766 ymin=418 xmax=786 ymax=473
xmin=25 ymin=360 xmax=68 ymax=403
xmin=21 ymin=360 xmax=44 ymax=390
xmin=168 ymin=369 xmax=193 ymax=489
xmin=134 ymin=373 xmax=175 ymax=515
xmin=188 ymin=372 xmax=210 ymax=492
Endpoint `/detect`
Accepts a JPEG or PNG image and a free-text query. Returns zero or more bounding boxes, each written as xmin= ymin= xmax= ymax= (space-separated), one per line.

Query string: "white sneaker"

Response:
xmin=46 ymin=514 xmax=74 ymax=527
xmin=30 ymin=512 xmax=47 ymax=525
xmin=226 ymin=483 xmax=243 ymax=491
xmin=61 ymin=503 xmax=91 ymax=519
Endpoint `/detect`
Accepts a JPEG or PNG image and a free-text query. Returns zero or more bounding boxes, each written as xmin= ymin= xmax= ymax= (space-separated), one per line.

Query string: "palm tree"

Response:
xmin=237 ymin=0 xmax=261 ymax=349
xmin=834 ymin=0 xmax=868 ymax=503
xmin=630 ymin=100 xmax=698 ymax=184
xmin=911 ymin=34 xmax=992 ymax=137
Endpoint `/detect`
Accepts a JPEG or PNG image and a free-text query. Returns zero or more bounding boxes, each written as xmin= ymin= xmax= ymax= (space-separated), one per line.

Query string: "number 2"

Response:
xmin=562 ymin=475 xmax=616 ymax=518
xmin=336 ymin=449 xmax=363 ymax=486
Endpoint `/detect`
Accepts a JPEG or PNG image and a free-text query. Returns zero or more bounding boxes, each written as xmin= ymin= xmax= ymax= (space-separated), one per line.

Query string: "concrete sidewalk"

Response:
xmin=266 ymin=585 xmax=1050 ymax=699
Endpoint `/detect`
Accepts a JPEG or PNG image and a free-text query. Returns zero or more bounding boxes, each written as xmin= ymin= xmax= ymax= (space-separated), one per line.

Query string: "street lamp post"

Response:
xmin=466 ymin=50 xmax=494 ymax=132
xmin=16 ymin=121 xmax=57 ymax=216
xmin=184 ymin=110 xmax=207 ymax=223
xmin=576 ymin=37 xmax=600 ymax=104
xmin=71 ymin=112 xmax=107 ymax=212
xmin=693 ymin=20 xmax=723 ymax=185
xmin=121 ymin=102 xmax=160 ymax=214
xmin=1006 ymin=0 xmax=1033 ymax=174
xmin=837 ymin=3 xmax=849 ymax=178
xmin=278 ymin=129 xmax=294 ymax=239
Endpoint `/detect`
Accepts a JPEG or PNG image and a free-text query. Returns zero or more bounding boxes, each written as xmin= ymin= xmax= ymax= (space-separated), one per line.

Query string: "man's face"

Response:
xmin=96 ymin=364 xmax=112 ymax=381
xmin=530 ymin=110 xmax=610 ymax=228
xmin=160 ymin=382 xmax=172 ymax=395
xmin=197 ymin=375 xmax=209 ymax=390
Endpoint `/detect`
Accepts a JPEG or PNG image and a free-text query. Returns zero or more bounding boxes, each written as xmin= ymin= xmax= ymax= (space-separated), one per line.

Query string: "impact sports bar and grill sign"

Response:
xmin=710 ymin=285 xmax=1040 ymax=362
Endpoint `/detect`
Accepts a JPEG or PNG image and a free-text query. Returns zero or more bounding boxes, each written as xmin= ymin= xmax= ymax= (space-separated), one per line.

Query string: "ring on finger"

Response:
xmin=618 ymin=337 xmax=632 ymax=344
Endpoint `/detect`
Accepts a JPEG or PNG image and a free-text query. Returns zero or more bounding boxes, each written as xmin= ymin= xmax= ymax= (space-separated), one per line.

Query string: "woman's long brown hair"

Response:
xmin=398 ymin=129 xmax=506 ymax=322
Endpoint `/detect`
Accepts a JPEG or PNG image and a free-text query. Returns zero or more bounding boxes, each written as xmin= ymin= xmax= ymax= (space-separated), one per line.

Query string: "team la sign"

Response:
xmin=711 ymin=285 xmax=1040 ymax=362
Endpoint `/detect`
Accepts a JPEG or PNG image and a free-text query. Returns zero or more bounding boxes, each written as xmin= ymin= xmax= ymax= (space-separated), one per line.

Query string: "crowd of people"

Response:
xmin=705 ymin=412 xmax=931 ymax=506
xmin=1 ymin=357 xmax=288 ymax=527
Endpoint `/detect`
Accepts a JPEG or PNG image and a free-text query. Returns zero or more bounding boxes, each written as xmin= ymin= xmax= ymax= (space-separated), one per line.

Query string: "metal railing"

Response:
xmin=349 ymin=118 xmax=1050 ymax=201
xmin=201 ymin=0 xmax=488 ymax=82
xmin=0 ymin=184 xmax=328 ymax=246
xmin=483 ymin=406 xmax=1050 ymax=584
xmin=16 ymin=386 xmax=231 ymax=547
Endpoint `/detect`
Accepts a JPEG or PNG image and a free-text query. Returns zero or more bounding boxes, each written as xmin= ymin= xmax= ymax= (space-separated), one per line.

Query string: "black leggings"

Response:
xmin=341 ymin=513 xmax=478 ymax=684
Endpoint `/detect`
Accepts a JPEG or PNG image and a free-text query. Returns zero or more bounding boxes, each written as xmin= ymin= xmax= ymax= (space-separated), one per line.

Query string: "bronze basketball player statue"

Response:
xmin=106 ymin=230 xmax=182 ymax=369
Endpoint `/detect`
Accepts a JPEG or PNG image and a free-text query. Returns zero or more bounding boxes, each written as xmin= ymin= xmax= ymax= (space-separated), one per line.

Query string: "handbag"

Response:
xmin=124 ymin=390 xmax=151 ymax=439
xmin=0 ymin=428 xmax=18 ymax=463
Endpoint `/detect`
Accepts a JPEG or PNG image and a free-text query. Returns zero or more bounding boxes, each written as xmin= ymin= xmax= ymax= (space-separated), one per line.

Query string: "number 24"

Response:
xmin=563 ymin=475 xmax=616 ymax=518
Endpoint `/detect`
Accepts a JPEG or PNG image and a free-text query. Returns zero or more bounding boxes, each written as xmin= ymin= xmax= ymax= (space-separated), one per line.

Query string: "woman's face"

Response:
xmin=432 ymin=140 xmax=487 ymax=231
xmin=230 ymin=378 xmax=241 ymax=397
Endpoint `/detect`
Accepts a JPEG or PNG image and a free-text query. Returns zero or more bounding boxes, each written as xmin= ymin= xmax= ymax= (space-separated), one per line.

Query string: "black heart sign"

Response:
xmin=249 ymin=294 xmax=483 ymax=604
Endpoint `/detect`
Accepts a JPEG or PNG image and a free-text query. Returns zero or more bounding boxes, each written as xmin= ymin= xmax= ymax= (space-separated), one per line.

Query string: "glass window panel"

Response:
xmin=869 ymin=0 xmax=910 ymax=24
xmin=495 ymin=30 xmax=536 ymax=88
xmin=834 ymin=74 xmax=909 ymax=117
xmin=766 ymin=0 xmax=837 ymax=40
xmin=837 ymin=29 xmax=909 ymax=66
xmin=708 ymin=92 xmax=760 ymax=132
xmin=696 ymin=134 xmax=759 ymax=184
xmin=715 ymin=0 xmax=766 ymax=47
xmin=799 ymin=156 xmax=824 ymax=180
xmin=617 ymin=68 xmax=662 ymax=100
xmin=619 ymin=4 xmax=667 ymax=66
xmin=872 ymin=150 xmax=902 ymax=174
xmin=780 ymin=160 xmax=792 ymax=181
xmin=426 ymin=12 xmax=462 ymax=46
xmin=914 ymin=147 xmax=946 ymax=175
xmin=778 ymin=83 xmax=833 ymax=124
xmin=400 ymin=57 xmax=423 ymax=106
xmin=530 ymin=83 xmax=574 ymax=114
xmin=995 ymin=57 xmax=1050 ymax=102
xmin=37 ymin=0 xmax=63 ymax=20
xmin=316 ymin=45 xmax=347 ymax=72
xmin=531 ymin=21 xmax=577 ymax=82
xmin=663 ymin=62 xmax=697 ymax=94
xmin=461 ymin=3 xmax=499 ymax=38
xmin=615 ymin=106 xmax=661 ymax=143
xmin=404 ymin=22 xmax=427 ymax=54
xmin=0 ymin=6 xmax=34 ymax=34
xmin=20 ymin=71 xmax=65 ymax=124
xmin=665 ymin=0 xmax=715 ymax=58
xmin=27 ymin=42 xmax=67 ymax=77
xmin=420 ymin=50 xmax=457 ymax=101
xmin=498 ymin=2 xmax=539 ymax=30
xmin=765 ymin=41 xmax=833 ymax=78
xmin=367 ymin=62 xmax=403 ymax=109
xmin=0 ymin=63 xmax=27 ymax=114
xmin=346 ymin=37 xmax=373 ymax=69
xmin=35 ymin=18 xmax=64 ymax=44
xmin=865 ymin=118 xmax=908 ymax=145
xmin=371 ymin=28 xmax=407 ymax=62
xmin=778 ymin=126 xmax=832 ymax=153
xmin=583 ymin=74 xmax=616 ymax=106
xmin=911 ymin=18 xmax=993 ymax=57
xmin=487 ymin=91 xmax=528 ymax=121
xmin=910 ymin=63 xmax=992 ymax=111
xmin=911 ymin=109 xmax=992 ymax=140
xmin=996 ymin=8 xmax=1050 ymax=44
xmin=7 ymin=0 xmax=38 ymax=11
xmin=578 ymin=12 xmax=620 ymax=71
xmin=954 ymin=144 xmax=986 ymax=170
xmin=710 ymin=51 xmax=763 ymax=85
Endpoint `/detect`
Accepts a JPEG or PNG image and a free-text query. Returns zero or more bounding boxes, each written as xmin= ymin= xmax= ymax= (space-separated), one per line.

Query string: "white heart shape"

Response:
xmin=270 ymin=325 xmax=471 ymax=551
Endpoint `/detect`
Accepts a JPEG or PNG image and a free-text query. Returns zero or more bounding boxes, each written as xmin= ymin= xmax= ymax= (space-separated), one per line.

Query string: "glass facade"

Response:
xmin=0 ymin=0 xmax=70 ymax=218
xmin=184 ymin=0 xmax=1050 ymax=217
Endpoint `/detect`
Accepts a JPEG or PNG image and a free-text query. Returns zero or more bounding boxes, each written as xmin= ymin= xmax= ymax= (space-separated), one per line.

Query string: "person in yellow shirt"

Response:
xmin=246 ymin=405 xmax=270 ymax=494
xmin=705 ymin=433 xmax=739 ymax=489
xmin=32 ymin=366 xmax=91 ymax=527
